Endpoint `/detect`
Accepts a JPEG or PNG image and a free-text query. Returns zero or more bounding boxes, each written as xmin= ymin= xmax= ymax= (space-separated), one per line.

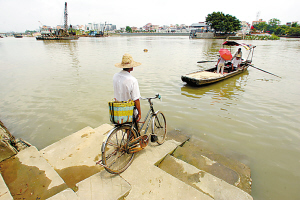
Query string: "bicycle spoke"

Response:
xmin=106 ymin=151 xmax=126 ymax=168
xmin=104 ymin=149 xmax=118 ymax=160
xmin=102 ymin=125 xmax=137 ymax=174
xmin=106 ymin=141 xmax=119 ymax=148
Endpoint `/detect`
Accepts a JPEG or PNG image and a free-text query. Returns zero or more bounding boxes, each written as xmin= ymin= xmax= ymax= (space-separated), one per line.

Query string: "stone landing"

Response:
xmin=0 ymin=124 xmax=253 ymax=200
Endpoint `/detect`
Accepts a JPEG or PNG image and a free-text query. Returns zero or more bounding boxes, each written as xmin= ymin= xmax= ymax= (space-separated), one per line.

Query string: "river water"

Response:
xmin=0 ymin=36 xmax=299 ymax=199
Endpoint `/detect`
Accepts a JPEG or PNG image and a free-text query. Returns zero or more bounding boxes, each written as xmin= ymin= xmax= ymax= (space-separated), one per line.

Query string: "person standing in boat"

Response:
xmin=216 ymin=56 xmax=226 ymax=75
xmin=233 ymin=48 xmax=242 ymax=59
xmin=231 ymin=54 xmax=242 ymax=71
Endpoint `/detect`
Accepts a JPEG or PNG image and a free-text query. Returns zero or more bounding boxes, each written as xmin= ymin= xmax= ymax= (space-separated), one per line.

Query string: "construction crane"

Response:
xmin=256 ymin=11 xmax=260 ymax=21
xmin=64 ymin=2 xmax=68 ymax=31
xmin=38 ymin=21 xmax=43 ymax=28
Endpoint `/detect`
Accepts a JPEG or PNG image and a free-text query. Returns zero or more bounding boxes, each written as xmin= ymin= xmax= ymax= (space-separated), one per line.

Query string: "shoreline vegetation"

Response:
xmin=244 ymin=34 xmax=280 ymax=40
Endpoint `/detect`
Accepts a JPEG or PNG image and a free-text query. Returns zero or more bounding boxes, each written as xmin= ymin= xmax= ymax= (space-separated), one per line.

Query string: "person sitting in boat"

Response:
xmin=231 ymin=54 xmax=242 ymax=71
xmin=233 ymin=48 xmax=242 ymax=59
xmin=216 ymin=56 xmax=226 ymax=75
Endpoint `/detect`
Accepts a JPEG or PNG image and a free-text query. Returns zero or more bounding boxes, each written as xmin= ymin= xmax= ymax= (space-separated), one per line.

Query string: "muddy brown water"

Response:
xmin=0 ymin=36 xmax=299 ymax=199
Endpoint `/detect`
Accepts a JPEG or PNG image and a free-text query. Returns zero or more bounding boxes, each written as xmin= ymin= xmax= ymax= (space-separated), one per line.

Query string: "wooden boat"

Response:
xmin=182 ymin=41 xmax=256 ymax=86
xmin=181 ymin=63 xmax=249 ymax=86
xmin=14 ymin=34 xmax=23 ymax=38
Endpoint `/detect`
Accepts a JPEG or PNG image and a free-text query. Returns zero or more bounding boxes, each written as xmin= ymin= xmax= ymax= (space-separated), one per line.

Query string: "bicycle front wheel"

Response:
xmin=101 ymin=125 xmax=138 ymax=174
xmin=152 ymin=111 xmax=167 ymax=145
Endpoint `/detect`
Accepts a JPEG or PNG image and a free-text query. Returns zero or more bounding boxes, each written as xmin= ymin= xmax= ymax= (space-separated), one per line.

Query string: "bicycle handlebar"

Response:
xmin=141 ymin=94 xmax=161 ymax=100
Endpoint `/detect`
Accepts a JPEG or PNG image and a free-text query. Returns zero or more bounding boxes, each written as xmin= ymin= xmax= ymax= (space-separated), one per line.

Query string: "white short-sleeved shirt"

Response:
xmin=113 ymin=70 xmax=141 ymax=101
xmin=232 ymin=58 xmax=242 ymax=67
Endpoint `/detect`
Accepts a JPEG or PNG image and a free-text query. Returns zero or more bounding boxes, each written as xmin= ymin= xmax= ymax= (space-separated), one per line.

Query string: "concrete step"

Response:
xmin=0 ymin=173 xmax=13 ymax=200
xmin=76 ymin=170 xmax=131 ymax=200
xmin=120 ymin=139 xmax=213 ymax=199
xmin=0 ymin=146 xmax=68 ymax=199
xmin=40 ymin=124 xmax=132 ymax=200
xmin=172 ymin=139 xmax=252 ymax=194
xmin=40 ymin=124 xmax=112 ymax=189
xmin=158 ymin=154 xmax=253 ymax=200
xmin=0 ymin=124 xmax=254 ymax=200
xmin=47 ymin=188 xmax=78 ymax=200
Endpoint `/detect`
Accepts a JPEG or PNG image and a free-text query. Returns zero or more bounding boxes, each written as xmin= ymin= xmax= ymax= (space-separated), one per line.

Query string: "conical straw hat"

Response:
xmin=115 ymin=53 xmax=141 ymax=68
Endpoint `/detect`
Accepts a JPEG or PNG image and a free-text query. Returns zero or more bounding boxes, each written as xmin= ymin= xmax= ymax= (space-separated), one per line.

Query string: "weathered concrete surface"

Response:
xmin=172 ymin=139 xmax=252 ymax=194
xmin=0 ymin=146 xmax=68 ymax=199
xmin=165 ymin=129 xmax=190 ymax=144
xmin=40 ymin=124 xmax=112 ymax=189
xmin=0 ymin=140 xmax=17 ymax=163
xmin=0 ymin=123 xmax=253 ymax=200
xmin=0 ymin=120 xmax=30 ymax=163
xmin=0 ymin=124 xmax=17 ymax=162
xmin=0 ymin=173 xmax=13 ymax=200
xmin=76 ymin=170 xmax=131 ymax=200
xmin=120 ymin=139 xmax=213 ymax=200
xmin=46 ymin=188 xmax=78 ymax=200
xmin=159 ymin=155 xmax=253 ymax=200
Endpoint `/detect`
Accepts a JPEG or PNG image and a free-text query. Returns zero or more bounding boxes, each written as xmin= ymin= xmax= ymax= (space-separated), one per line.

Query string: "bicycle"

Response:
xmin=97 ymin=94 xmax=167 ymax=174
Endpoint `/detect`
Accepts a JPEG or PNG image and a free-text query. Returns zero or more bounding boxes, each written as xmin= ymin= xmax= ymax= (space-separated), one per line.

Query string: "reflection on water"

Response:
xmin=41 ymin=40 xmax=80 ymax=68
xmin=0 ymin=37 xmax=300 ymax=200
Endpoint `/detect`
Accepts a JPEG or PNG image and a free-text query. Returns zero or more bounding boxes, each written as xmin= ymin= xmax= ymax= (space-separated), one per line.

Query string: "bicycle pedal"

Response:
xmin=151 ymin=135 xmax=158 ymax=142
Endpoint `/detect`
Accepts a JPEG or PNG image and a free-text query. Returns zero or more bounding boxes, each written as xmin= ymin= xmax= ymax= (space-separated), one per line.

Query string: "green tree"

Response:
xmin=268 ymin=18 xmax=281 ymax=26
xmin=274 ymin=25 xmax=288 ymax=35
xmin=291 ymin=22 xmax=299 ymax=27
xmin=206 ymin=12 xmax=241 ymax=34
xmin=287 ymin=27 xmax=300 ymax=36
xmin=125 ymin=26 xmax=132 ymax=33
xmin=253 ymin=22 xmax=268 ymax=32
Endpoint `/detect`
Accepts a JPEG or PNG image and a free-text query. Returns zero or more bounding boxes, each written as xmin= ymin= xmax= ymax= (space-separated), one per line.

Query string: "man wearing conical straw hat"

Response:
xmin=113 ymin=53 xmax=142 ymax=122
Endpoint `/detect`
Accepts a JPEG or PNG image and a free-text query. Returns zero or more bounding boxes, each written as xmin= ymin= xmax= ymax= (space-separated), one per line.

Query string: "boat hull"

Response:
xmin=36 ymin=36 xmax=79 ymax=40
xmin=181 ymin=66 xmax=249 ymax=86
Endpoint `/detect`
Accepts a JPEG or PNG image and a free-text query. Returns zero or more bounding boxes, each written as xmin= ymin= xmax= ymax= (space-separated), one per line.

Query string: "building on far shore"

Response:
xmin=238 ymin=21 xmax=251 ymax=35
xmin=189 ymin=22 xmax=210 ymax=32
xmin=252 ymin=19 xmax=266 ymax=26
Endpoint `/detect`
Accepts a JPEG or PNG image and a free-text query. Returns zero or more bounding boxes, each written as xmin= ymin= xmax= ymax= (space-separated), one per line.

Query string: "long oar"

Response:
xmin=197 ymin=60 xmax=216 ymax=63
xmin=249 ymin=64 xmax=281 ymax=78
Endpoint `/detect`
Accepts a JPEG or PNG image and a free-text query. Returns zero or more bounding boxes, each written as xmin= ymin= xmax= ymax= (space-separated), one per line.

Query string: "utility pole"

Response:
xmin=64 ymin=2 xmax=68 ymax=31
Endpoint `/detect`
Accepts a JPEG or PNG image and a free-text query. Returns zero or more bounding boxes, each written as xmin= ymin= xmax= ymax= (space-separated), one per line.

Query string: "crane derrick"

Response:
xmin=64 ymin=2 xmax=68 ymax=31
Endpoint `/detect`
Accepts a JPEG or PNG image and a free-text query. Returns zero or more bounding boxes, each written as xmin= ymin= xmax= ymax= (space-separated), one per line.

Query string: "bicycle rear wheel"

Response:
xmin=152 ymin=111 xmax=167 ymax=145
xmin=101 ymin=125 xmax=138 ymax=174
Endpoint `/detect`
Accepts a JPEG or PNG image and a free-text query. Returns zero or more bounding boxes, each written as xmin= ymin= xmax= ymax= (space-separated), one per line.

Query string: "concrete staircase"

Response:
xmin=0 ymin=124 xmax=253 ymax=200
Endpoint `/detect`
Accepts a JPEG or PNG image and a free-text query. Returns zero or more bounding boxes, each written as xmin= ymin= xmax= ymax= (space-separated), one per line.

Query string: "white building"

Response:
xmin=189 ymin=22 xmax=210 ymax=32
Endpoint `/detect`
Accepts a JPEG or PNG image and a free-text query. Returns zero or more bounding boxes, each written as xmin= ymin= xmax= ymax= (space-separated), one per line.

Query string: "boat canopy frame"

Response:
xmin=222 ymin=41 xmax=256 ymax=63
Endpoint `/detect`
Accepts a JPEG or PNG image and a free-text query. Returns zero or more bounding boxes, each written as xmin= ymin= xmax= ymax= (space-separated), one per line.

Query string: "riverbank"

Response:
xmin=0 ymin=121 xmax=252 ymax=199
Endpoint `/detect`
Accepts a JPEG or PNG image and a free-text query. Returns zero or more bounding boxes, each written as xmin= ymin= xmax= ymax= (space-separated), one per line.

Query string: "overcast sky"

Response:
xmin=0 ymin=0 xmax=299 ymax=32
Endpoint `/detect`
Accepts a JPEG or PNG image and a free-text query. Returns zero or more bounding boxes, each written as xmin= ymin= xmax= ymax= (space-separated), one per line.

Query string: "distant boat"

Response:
xmin=14 ymin=34 xmax=23 ymax=38
xmin=36 ymin=2 xmax=78 ymax=41
xmin=36 ymin=35 xmax=78 ymax=40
